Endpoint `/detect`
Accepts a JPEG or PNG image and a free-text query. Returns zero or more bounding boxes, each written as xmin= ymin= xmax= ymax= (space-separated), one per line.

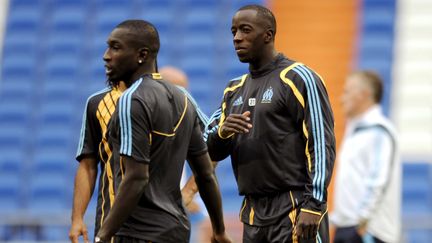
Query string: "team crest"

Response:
xmin=261 ymin=87 xmax=273 ymax=103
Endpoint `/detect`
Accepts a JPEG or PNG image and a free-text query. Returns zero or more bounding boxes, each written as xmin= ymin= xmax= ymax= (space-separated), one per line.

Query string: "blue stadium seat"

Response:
xmin=359 ymin=34 xmax=393 ymax=60
xmin=0 ymin=148 xmax=24 ymax=174
xmin=41 ymin=226 xmax=70 ymax=241
xmin=33 ymin=147 xmax=72 ymax=174
xmin=0 ymin=79 xmax=34 ymax=102
xmin=28 ymin=174 xmax=70 ymax=213
xmin=0 ymin=173 xmax=21 ymax=211
xmin=50 ymin=7 xmax=86 ymax=35
xmin=183 ymin=7 xmax=219 ymax=32
xmin=182 ymin=32 xmax=218 ymax=54
xmin=405 ymin=229 xmax=432 ymax=243
xmin=43 ymin=54 xmax=81 ymax=79
xmin=403 ymin=163 xmax=432 ymax=214
xmin=140 ymin=5 xmax=175 ymax=33
xmin=6 ymin=5 xmax=42 ymax=33
xmin=94 ymin=6 xmax=132 ymax=34
xmin=0 ymin=101 xmax=31 ymax=128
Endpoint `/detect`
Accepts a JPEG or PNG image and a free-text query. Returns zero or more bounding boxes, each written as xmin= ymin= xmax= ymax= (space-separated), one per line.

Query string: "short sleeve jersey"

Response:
xmin=107 ymin=74 xmax=207 ymax=243
xmin=75 ymin=87 xmax=123 ymax=236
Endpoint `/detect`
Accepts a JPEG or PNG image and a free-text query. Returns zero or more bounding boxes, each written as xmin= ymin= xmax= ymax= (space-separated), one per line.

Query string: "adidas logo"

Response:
xmin=233 ymin=96 xmax=243 ymax=106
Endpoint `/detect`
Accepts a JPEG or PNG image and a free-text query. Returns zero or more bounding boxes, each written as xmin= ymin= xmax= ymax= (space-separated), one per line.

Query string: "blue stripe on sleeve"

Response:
xmin=176 ymin=86 xmax=209 ymax=125
xmin=203 ymin=108 xmax=222 ymax=142
xmin=293 ymin=66 xmax=325 ymax=201
xmin=301 ymin=66 xmax=327 ymax=201
xmin=119 ymin=79 xmax=142 ymax=156
xmin=76 ymin=87 xmax=110 ymax=157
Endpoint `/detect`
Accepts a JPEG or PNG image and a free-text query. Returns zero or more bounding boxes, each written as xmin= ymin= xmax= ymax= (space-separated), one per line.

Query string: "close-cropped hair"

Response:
xmin=116 ymin=19 xmax=160 ymax=56
xmin=238 ymin=4 xmax=277 ymax=37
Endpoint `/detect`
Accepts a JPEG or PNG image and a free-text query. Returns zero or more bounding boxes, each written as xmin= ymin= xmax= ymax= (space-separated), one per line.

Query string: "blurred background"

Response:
xmin=0 ymin=0 xmax=431 ymax=242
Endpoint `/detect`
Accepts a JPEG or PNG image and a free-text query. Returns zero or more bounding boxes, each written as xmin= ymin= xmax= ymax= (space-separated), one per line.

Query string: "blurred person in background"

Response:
xmin=160 ymin=66 xmax=212 ymax=242
xmin=330 ymin=71 xmax=401 ymax=243
xmin=204 ymin=4 xmax=336 ymax=243
xmin=69 ymin=50 xmax=127 ymax=243
xmin=94 ymin=19 xmax=231 ymax=243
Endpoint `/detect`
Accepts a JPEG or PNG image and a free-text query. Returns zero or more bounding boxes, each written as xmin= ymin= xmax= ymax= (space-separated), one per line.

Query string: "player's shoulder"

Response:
xmin=279 ymin=60 xmax=325 ymax=87
xmin=222 ymin=74 xmax=248 ymax=96
xmin=86 ymin=87 xmax=111 ymax=106
xmin=227 ymin=74 xmax=246 ymax=86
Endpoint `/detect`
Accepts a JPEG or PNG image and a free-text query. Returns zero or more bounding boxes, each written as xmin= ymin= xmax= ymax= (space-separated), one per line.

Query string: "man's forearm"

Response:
xmin=181 ymin=161 xmax=218 ymax=206
xmin=196 ymin=171 xmax=225 ymax=234
xmin=207 ymin=133 xmax=232 ymax=161
xmin=97 ymin=175 xmax=147 ymax=240
xmin=71 ymin=161 xmax=97 ymax=222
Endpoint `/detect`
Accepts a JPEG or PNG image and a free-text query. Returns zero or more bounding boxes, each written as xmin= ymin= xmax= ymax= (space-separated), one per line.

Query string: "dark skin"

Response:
xmin=96 ymin=26 xmax=231 ymax=243
xmin=224 ymin=9 xmax=322 ymax=240
xmin=69 ymin=157 xmax=97 ymax=243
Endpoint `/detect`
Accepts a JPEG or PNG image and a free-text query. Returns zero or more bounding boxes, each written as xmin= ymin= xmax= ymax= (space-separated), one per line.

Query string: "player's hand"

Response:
xmin=211 ymin=231 xmax=233 ymax=243
xmin=296 ymin=210 xmax=321 ymax=240
xmin=69 ymin=219 xmax=89 ymax=243
xmin=220 ymin=111 xmax=252 ymax=138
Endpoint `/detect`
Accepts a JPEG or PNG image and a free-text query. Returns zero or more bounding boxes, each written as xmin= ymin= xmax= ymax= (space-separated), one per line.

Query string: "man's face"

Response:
xmin=231 ymin=9 xmax=266 ymax=63
xmin=341 ymin=75 xmax=366 ymax=119
xmin=103 ymin=27 xmax=139 ymax=83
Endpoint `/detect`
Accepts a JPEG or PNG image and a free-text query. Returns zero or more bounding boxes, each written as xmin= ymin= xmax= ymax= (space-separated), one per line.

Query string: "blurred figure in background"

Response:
xmin=159 ymin=66 xmax=211 ymax=242
xmin=331 ymin=71 xmax=401 ymax=243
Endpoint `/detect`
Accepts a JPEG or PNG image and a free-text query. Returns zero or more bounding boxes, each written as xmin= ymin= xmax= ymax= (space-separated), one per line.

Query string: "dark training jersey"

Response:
xmin=76 ymin=86 xmax=123 ymax=236
xmin=205 ymin=54 xmax=336 ymax=226
xmin=107 ymin=74 xmax=208 ymax=243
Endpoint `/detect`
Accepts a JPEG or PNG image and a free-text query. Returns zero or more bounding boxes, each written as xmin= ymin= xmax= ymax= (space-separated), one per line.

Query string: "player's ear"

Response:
xmin=138 ymin=47 xmax=150 ymax=63
xmin=264 ymin=29 xmax=274 ymax=43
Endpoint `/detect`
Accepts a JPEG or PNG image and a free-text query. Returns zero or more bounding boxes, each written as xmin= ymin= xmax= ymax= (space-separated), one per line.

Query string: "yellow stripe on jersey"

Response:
xmin=95 ymin=88 xmax=123 ymax=229
xmin=173 ymin=95 xmax=188 ymax=132
xmin=279 ymin=62 xmax=304 ymax=107
xmin=153 ymin=94 xmax=188 ymax=136
xmin=218 ymin=74 xmax=248 ymax=139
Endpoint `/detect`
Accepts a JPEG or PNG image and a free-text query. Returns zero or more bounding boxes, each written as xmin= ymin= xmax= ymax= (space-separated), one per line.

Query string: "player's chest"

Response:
xmin=226 ymin=79 xmax=284 ymax=116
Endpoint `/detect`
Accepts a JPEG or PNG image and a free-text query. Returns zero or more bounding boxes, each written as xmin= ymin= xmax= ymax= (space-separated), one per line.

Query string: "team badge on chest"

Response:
xmin=261 ymin=87 xmax=273 ymax=103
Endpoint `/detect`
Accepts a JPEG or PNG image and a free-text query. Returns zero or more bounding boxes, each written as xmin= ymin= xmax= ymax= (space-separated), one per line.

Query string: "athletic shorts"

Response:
xmin=243 ymin=208 xmax=329 ymax=243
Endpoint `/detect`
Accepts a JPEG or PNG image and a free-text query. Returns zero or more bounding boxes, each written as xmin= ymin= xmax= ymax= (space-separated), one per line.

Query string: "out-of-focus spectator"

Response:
xmin=331 ymin=71 xmax=401 ymax=243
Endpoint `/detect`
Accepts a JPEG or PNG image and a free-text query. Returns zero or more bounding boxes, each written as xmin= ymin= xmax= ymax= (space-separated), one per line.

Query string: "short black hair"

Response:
xmin=116 ymin=19 xmax=160 ymax=57
xmin=238 ymin=4 xmax=277 ymax=37
xmin=353 ymin=70 xmax=384 ymax=103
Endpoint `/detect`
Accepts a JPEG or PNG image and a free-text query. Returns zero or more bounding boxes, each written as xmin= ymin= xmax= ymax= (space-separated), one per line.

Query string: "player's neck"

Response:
xmin=249 ymin=49 xmax=278 ymax=72
xmin=127 ymin=63 xmax=157 ymax=87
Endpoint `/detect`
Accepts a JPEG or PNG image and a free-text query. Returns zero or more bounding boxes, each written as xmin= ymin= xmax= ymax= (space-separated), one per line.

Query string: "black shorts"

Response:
xmin=243 ymin=210 xmax=329 ymax=243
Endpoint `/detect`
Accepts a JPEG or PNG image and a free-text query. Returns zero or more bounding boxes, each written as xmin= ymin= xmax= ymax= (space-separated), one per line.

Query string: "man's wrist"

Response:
xmin=71 ymin=215 xmax=84 ymax=223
